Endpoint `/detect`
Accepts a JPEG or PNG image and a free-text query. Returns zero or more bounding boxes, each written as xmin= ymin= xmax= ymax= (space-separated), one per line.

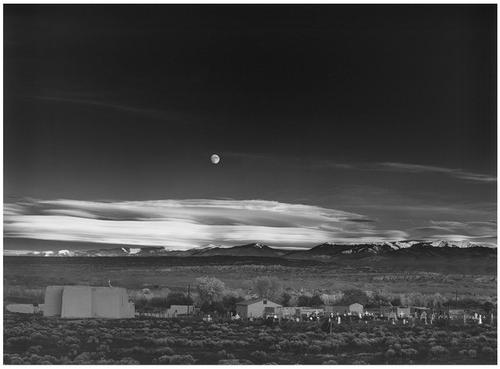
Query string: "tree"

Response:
xmin=196 ymin=277 xmax=225 ymax=304
xmin=252 ymin=277 xmax=281 ymax=299
xmin=340 ymin=289 xmax=369 ymax=305
xmin=366 ymin=292 xmax=390 ymax=308
xmin=483 ymin=301 xmax=494 ymax=315
xmin=222 ymin=295 xmax=244 ymax=314
xmin=166 ymin=292 xmax=193 ymax=307
xmin=431 ymin=293 xmax=445 ymax=309
xmin=309 ymin=294 xmax=323 ymax=307
xmin=200 ymin=301 xmax=226 ymax=315
xmin=320 ymin=292 xmax=344 ymax=306
xmin=390 ymin=296 xmax=401 ymax=307
xmin=281 ymin=292 xmax=292 ymax=307
xmin=149 ymin=297 xmax=169 ymax=308
xmin=297 ymin=295 xmax=311 ymax=306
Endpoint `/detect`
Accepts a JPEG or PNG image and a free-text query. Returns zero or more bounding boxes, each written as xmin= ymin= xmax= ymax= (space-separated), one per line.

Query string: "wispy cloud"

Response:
xmin=4 ymin=198 xmax=407 ymax=250
xmin=225 ymin=153 xmax=496 ymax=183
xmin=30 ymin=95 xmax=183 ymax=122
xmin=316 ymin=160 xmax=496 ymax=183
xmin=412 ymin=219 xmax=497 ymax=246
xmin=373 ymin=162 xmax=496 ymax=183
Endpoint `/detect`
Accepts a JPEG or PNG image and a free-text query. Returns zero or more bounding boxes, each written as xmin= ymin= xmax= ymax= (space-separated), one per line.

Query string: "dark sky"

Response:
xmin=3 ymin=5 xmax=497 ymax=249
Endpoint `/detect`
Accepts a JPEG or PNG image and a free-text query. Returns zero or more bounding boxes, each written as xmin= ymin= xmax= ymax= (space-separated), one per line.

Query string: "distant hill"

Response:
xmin=4 ymin=238 xmax=495 ymax=262
xmin=284 ymin=241 xmax=496 ymax=260
xmin=184 ymin=243 xmax=287 ymax=257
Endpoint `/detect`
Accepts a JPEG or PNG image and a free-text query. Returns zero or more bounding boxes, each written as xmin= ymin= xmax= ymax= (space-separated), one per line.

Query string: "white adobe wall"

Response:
xmin=46 ymin=285 xmax=134 ymax=319
xmin=6 ymin=304 xmax=36 ymax=314
xmin=61 ymin=286 xmax=92 ymax=318
xmin=92 ymin=287 xmax=134 ymax=318
xmin=247 ymin=300 xmax=282 ymax=318
xmin=169 ymin=305 xmax=194 ymax=315
xmin=119 ymin=289 xmax=135 ymax=319
xmin=43 ymin=286 xmax=64 ymax=317
xmin=120 ymin=299 xmax=135 ymax=318
xmin=92 ymin=287 xmax=121 ymax=318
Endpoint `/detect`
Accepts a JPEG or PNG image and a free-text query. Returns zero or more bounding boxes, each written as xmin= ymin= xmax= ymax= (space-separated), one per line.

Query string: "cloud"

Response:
xmin=345 ymin=218 xmax=376 ymax=223
xmin=374 ymin=162 xmax=496 ymax=183
xmin=412 ymin=219 xmax=497 ymax=245
xmin=30 ymin=95 xmax=185 ymax=122
xmin=227 ymin=153 xmax=496 ymax=183
xmin=4 ymin=198 xmax=407 ymax=250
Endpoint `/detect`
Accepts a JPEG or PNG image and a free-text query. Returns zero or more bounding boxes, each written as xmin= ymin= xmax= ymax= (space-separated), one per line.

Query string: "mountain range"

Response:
xmin=10 ymin=240 xmax=496 ymax=260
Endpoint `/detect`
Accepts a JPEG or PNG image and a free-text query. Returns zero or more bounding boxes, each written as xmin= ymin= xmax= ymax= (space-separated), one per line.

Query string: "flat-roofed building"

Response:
xmin=325 ymin=303 xmax=364 ymax=315
xmin=44 ymin=285 xmax=135 ymax=319
xmin=236 ymin=298 xmax=281 ymax=319
xmin=43 ymin=286 xmax=65 ymax=317
xmin=397 ymin=306 xmax=411 ymax=318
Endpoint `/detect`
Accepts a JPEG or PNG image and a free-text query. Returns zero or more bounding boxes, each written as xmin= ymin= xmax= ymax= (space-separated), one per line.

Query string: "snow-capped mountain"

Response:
xmin=430 ymin=240 xmax=482 ymax=248
xmin=7 ymin=239 xmax=495 ymax=258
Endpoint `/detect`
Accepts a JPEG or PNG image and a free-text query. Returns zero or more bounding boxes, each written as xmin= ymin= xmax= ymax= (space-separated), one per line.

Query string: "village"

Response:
xmin=4 ymin=282 xmax=497 ymax=365
xmin=6 ymin=283 xmax=495 ymax=328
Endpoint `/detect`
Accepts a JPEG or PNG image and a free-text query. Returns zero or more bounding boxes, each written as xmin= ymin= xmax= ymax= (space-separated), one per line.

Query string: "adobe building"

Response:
xmin=397 ymin=306 xmax=411 ymax=318
xmin=166 ymin=304 xmax=195 ymax=317
xmin=325 ymin=303 xmax=364 ymax=315
xmin=236 ymin=298 xmax=282 ymax=319
xmin=44 ymin=285 xmax=135 ymax=319
xmin=43 ymin=285 xmax=65 ymax=316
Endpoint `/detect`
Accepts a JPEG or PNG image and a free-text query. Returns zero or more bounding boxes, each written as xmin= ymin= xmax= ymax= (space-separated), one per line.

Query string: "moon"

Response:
xmin=210 ymin=154 xmax=220 ymax=164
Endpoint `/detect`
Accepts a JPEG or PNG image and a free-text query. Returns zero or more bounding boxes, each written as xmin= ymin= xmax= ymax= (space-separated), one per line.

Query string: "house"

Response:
xmin=44 ymin=285 xmax=135 ymax=319
xmin=325 ymin=305 xmax=349 ymax=314
xmin=275 ymin=306 xmax=299 ymax=318
xmin=397 ymin=306 xmax=411 ymax=318
xmin=449 ymin=309 xmax=466 ymax=319
xmin=325 ymin=303 xmax=364 ymax=315
xmin=388 ymin=311 xmax=397 ymax=319
xmin=411 ymin=306 xmax=430 ymax=318
xmin=296 ymin=307 xmax=324 ymax=317
xmin=379 ymin=306 xmax=395 ymax=316
xmin=235 ymin=298 xmax=281 ymax=319
xmin=6 ymin=304 xmax=44 ymax=314
xmin=165 ymin=305 xmax=195 ymax=317
xmin=365 ymin=306 xmax=396 ymax=318
xmin=44 ymin=285 xmax=65 ymax=316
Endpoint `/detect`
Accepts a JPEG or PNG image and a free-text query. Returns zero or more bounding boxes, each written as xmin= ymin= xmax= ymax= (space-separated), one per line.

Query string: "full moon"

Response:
xmin=210 ymin=154 xmax=220 ymax=164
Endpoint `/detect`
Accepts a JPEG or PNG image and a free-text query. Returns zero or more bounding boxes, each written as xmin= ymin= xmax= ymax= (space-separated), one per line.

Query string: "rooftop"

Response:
xmin=236 ymin=298 xmax=275 ymax=306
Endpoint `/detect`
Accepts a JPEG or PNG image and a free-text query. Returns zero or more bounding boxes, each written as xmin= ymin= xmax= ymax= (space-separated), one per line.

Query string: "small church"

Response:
xmin=44 ymin=285 xmax=135 ymax=319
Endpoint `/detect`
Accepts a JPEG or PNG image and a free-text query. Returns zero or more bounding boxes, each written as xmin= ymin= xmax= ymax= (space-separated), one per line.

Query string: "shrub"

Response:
xmin=73 ymin=352 xmax=92 ymax=363
xmin=323 ymin=359 xmax=338 ymax=364
xmin=158 ymin=354 xmax=196 ymax=364
xmin=385 ymin=349 xmax=396 ymax=359
xmin=217 ymin=350 xmax=227 ymax=359
xmin=155 ymin=347 xmax=174 ymax=356
xmin=250 ymin=350 xmax=268 ymax=363
xmin=352 ymin=360 xmax=367 ymax=364
xmin=468 ymin=349 xmax=477 ymax=358
xmin=401 ymin=348 xmax=418 ymax=358
xmin=481 ymin=346 xmax=495 ymax=356
xmin=219 ymin=359 xmax=241 ymax=364
xmin=430 ymin=346 xmax=448 ymax=357
xmin=308 ymin=345 xmax=321 ymax=354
